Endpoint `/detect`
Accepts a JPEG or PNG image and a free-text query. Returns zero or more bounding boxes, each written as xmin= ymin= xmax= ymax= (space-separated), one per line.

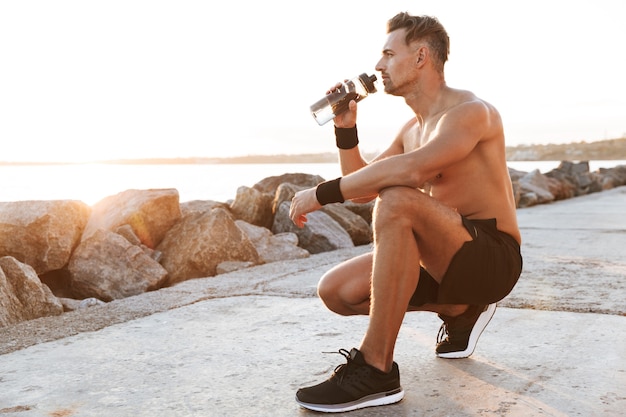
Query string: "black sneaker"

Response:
xmin=295 ymin=348 xmax=404 ymax=413
xmin=436 ymin=303 xmax=497 ymax=359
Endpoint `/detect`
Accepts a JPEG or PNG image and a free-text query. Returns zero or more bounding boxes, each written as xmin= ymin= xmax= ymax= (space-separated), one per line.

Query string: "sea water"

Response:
xmin=1 ymin=161 xmax=624 ymax=205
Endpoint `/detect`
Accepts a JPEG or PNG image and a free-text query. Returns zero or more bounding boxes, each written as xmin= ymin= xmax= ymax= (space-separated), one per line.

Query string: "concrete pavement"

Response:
xmin=1 ymin=187 xmax=625 ymax=416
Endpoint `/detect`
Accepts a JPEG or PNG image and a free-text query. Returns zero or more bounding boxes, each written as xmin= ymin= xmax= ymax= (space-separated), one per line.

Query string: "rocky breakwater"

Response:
xmin=510 ymin=161 xmax=626 ymax=207
xmin=1 ymin=162 xmax=625 ymax=328
xmin=0 ymin=173 xmax=373 ymax=327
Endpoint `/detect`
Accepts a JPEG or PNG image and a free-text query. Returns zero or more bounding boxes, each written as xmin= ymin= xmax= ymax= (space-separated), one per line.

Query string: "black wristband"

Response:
xmin=335 ymin=125 xmax=359 ymax=149
xmin=316 ymin=177 xmax=345 ymax=205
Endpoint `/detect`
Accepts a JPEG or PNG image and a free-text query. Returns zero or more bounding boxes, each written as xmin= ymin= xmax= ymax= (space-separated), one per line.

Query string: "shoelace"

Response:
xmin=323 ymin=348 xmax=353 ymax=384
xmin=437 ymin=322 xmax=448 ymax=344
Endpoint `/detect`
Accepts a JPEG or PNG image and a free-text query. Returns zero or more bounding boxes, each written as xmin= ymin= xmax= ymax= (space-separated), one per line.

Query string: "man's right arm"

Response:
xmin=335 ymin=122 xmax=408 ymax=203
xmin=333 ymin=98 xmax=409 ymax=172
xmin=338 ymin=139 xmax=368 ymax=175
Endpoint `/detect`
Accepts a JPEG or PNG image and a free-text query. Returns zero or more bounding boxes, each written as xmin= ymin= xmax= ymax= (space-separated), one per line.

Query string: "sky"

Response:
xmin=1 ymin=0 xmax=625 ymax=163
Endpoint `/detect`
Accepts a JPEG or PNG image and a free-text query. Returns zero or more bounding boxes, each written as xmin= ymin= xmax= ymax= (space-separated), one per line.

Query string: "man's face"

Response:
xmin=375 ymin=29 xmax=421 ymax=96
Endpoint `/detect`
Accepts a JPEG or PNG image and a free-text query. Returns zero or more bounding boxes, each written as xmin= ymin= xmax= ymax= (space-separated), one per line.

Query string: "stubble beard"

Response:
xmin=383 ymin=81 xmax=403 ymax=97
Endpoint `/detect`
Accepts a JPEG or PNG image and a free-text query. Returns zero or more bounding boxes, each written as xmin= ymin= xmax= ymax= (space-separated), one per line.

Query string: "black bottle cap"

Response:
xmin=359 ymin=73 xmax=378 ymax=93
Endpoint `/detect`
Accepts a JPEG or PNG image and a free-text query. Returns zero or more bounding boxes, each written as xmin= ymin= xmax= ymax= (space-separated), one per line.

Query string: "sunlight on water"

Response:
xmin=0 ymin=163 xmax=343 ymax=205
xmin=0 ymin=161 xmax=623 ymax=205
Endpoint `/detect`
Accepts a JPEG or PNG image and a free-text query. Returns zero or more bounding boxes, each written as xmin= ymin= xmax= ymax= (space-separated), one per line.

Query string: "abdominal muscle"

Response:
xmin=427 ymin=165 xmax=521 ymax=244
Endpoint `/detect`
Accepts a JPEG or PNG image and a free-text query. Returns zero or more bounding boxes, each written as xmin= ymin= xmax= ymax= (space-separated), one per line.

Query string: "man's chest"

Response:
xmin=403 ymin=120 xmax=439 ymax=152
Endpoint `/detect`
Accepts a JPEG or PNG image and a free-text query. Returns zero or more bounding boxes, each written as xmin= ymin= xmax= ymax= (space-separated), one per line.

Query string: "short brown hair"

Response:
xmin=387 ymin=12 xmax=450 ymax=72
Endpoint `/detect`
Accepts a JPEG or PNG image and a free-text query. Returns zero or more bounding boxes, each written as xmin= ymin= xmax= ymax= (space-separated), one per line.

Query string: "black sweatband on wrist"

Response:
xmin=316 ymin=177 xmax=345 ymax=205
xmin=335 ymin=125 xmax=359 ymax=149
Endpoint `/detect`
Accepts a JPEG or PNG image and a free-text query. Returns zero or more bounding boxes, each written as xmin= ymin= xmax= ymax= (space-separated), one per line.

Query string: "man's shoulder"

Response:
xmin=444 ymin=90 xmax=501 ymax=127
xmin=398 ymin=117 xmax=419 ymax=136
xmin=438 ymin=90 xmax=504 ymax=143
xmin=445 ymin=89 xmax=491 ymax=111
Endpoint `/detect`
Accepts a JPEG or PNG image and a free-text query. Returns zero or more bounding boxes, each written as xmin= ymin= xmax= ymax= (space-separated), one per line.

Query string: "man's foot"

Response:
xmin=295 ymin=348 xmax=404 ymax=413
xmin=436 ymin=303 xmax=497 ymax=359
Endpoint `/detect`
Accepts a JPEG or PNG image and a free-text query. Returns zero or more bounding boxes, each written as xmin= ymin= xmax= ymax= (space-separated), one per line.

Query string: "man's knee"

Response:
xmin=317 ymin=268 xmax=365 ymax=316
xmin=317 ymin=269 xmax=346 ymax=312
xmin=374 ymin=186 xmax=425 ymax=226
xmin=316 ymin=272 xmax=334 ymax=304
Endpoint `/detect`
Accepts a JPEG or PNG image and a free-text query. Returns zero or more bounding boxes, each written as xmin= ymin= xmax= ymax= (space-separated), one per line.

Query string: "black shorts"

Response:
xmin=409 ymin=217 xmax=522 ymax=306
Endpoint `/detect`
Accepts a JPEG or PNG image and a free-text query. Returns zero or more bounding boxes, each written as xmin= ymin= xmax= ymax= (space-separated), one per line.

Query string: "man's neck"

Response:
xmin=405 ymin=79 xmax=449 ymax=122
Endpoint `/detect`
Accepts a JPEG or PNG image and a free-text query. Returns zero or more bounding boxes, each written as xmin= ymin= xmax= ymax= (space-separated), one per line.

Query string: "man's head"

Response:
xmin=375 ymin=12 xmax=450 ymax=97
xmin=387 ymin=12 xmax=450 ymax=73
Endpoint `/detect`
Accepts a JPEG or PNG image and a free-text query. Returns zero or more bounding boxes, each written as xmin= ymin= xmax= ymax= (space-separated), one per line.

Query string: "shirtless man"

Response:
xmin=290 ymin=12 xmax=522 ymax=413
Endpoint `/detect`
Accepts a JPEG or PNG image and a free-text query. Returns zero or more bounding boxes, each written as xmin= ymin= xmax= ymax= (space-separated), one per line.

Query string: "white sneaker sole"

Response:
xmin=296 ymin=388 xmax=404 ymax=413
xmin=437 ymin=303 xmax=497 ymax=359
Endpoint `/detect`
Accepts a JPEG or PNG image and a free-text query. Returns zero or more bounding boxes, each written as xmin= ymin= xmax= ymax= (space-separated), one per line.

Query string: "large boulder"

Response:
xmin=157 ymin=207 xmax=261 ymax=286
xmin=321 ymin=204 xmax=372 ymax=246
xmin=508 ymin=167 xmax=528 ymax=182
xmin=253 ymin=173 xmax=324 ymax=195
xmin=0 ymin=200 xmax=91 ymax=275
xmin=272 ymin=201 xmax=354 ymax=254
xmin=517 ymin=169 xmax=555 ymax=207
xmin=545 ymin=175 xmax=577 ymax=201
xmin=235 ymin=220 xmax=309 ymax=263
xmin=344 ymin=200 xmax=375 ymax=225
xmin=82 ymin=189 xmax=181 ymax=248
xmin=181 ymin=200 xmax=230 ymax=217
xmin=546 ymin=161 xmax=602 ymax=196
xmin=230 ymin=186 xmax=274 ymax=229
xmin=272 ymin=182 xmax=304 ymax=215
xmin=68 ymin=229 xmax=168 ymax=301
xmin=599 ymin=165 xmax=626 ymax=189
xmin=0 ymin=256 xmax=63 ymax=327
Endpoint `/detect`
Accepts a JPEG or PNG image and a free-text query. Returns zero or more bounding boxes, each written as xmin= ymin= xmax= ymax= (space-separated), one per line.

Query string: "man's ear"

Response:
xmin=416 ymin=46 xmax=428 ymax=66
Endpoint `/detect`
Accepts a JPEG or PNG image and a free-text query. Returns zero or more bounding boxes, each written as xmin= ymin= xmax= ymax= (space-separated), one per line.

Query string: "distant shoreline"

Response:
xmin=2 ymin=137 xmax=625 ymax=166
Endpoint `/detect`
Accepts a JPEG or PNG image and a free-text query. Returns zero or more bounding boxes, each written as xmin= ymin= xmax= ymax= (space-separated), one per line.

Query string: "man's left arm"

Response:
xmin=289 ymin=101 xmax=490 ymax=227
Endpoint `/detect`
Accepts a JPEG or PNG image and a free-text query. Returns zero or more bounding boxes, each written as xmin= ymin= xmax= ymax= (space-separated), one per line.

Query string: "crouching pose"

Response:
xmin=289 ymin=11 xmax=523 ymax=413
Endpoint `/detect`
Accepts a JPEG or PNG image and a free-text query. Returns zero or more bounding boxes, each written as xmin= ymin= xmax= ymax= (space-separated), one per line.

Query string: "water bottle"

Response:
xmin=310 ymin=73 xmax=378 ymax=126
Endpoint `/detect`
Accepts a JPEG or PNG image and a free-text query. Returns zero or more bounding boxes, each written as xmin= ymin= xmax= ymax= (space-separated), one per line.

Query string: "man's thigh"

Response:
xmin=319 ymin=251 xmax=374 ymax=304
xmin=375 ymin=187 xmax=472 ymax=282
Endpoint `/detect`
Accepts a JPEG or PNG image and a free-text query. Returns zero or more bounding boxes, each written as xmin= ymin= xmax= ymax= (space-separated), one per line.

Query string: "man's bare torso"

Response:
xmin=402 ymin=90 xmax=521 ymax=243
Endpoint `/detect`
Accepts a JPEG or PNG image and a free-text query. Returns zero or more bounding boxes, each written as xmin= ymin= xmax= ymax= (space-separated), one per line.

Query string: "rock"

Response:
xmin=253 ymin=173 xmax=324 ymax=195
xmin=321 ymin=204 xmax=372 ymax=246
xmin=216 ymin=261 xmax=256 ymax=274
xmin=599 ymin=165 xmax=626 ymax=190
xmin=545 ymin=175 xmax=576 ymax=200
xmin=560 ymin=160 xmax=590 ymax=175
xmin=547 ymin=161 xmax=601 ymax=196
xmin=518 ymin=191 xmax=539 ymax=208
xmin=235 ymin=220 xmax=310 ymax=263
xmin=79 ymin=297 xmax=106 ymax=309
xmin=115 ymin=224 xmax=162 ymax=261
xmin=230 ymin=186 xmax=274 ymax=229
xmin=272 ymin=183 xmax=304 ymax=214
xmin=269 ymin=182 xmax=372 ymax=245
xmin=57 ymin=297 xmax=106 ymax=312
xmin=82 ymin=189 xmax=181 ymax=249
xmin=157 ymin=208 xmax=261 ymax=286
xmin=518 ymin=169 xmax=555 ymax=207
xmin=57 ymin=297 xmax=82 ymax=312
xmin=344 ymin=200 xmax=375 ymax=225
xmin=115 ymin=224 xmax=142 ymax=245
xmin=0 ymin=200 xmax=91 ymax=275
xmin=508 ymin=167 xmax=528 ymax=182
xmin=544 ymin=169 xmax=577 ymax=196
xmin=68 ymin=229 xmax=169 ymax=301
xmin=181 ymin=200 xmax=230 ymax=217
xmin=0 ymin=256 xmax=63 ymax=327
xmin=272 ymin=201 xmax=354 ymax=254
